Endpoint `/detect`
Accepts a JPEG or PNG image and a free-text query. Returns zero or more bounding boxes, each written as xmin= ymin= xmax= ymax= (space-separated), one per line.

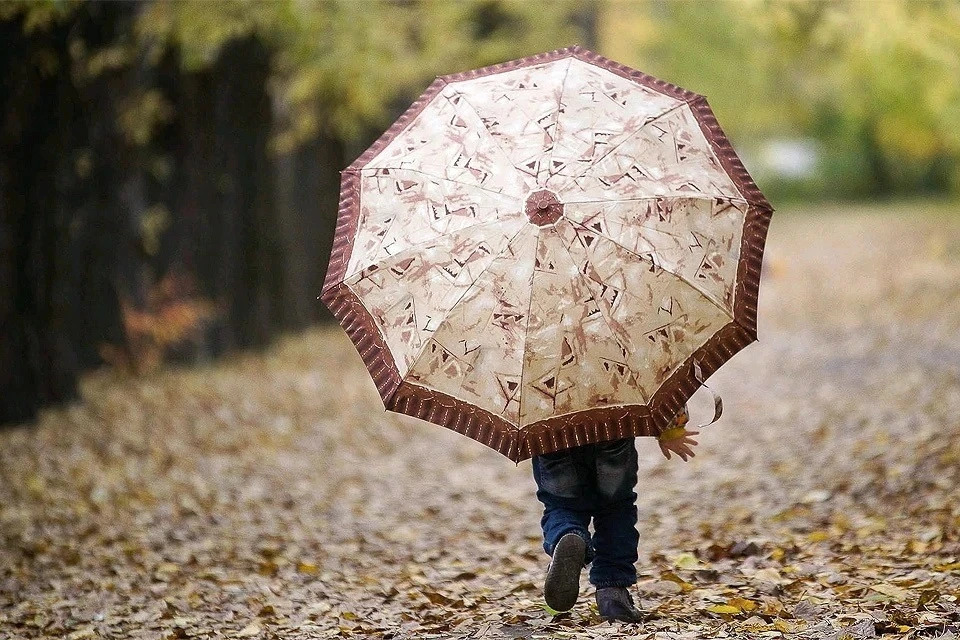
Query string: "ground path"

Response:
xmin=2 ymin=204 xmax=960 ymax=639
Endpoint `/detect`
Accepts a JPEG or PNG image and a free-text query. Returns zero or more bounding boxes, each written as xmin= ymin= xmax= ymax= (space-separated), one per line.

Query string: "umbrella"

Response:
xmin=321 ymin=46 xmax=772 ymax=463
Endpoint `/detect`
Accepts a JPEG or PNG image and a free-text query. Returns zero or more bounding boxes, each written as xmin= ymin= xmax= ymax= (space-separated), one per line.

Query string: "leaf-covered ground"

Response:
xmin=3 ymin=204 xmax=960 ymax=640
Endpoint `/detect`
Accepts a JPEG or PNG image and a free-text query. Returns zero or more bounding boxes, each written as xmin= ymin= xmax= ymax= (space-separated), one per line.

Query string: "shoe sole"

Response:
xmin=544 ymin=533 xmax=586 ymax=612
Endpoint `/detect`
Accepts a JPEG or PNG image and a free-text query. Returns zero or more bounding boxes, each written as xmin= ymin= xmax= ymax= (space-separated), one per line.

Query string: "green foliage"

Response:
xmin=603 ymin=0 xmax=960 ymax=201
xmin=135 ymin=0 xmax=585 ymax=150
xmin=0 ymin=0 xmax=81 ymax=34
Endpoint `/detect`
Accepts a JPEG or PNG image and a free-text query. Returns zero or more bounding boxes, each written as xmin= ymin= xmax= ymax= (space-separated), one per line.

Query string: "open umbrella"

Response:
xmin=321 ymin=46 xmax=772 ymax=462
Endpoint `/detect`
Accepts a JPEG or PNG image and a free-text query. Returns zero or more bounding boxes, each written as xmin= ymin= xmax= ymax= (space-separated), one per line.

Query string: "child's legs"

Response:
xmin=532 ymin=449 xmax=595 ymax=561
xmin=588 ymin=438 xmax=639 ymax=588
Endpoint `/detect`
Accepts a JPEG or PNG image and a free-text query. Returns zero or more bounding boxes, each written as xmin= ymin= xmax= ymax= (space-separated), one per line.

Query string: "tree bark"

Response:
xmin=0 ymin=17 xmax=83 ymax=423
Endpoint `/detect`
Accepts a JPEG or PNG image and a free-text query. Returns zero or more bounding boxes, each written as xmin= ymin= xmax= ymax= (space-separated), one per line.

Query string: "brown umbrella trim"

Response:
xmin=321 ymin=275 xmax=753 ymax=462
xmin=641 ymin=321 xmax=754 ymax=439
xmin=689 ymin=96 xmax=772 ymax=212
xmin=386 ymin=321 xmax=754 ymax=463
xmin=389 ymin=382 xmax=522 ymax=461
xmin=345 ymin=77 xmax=449 ymax=174
xmin=439 ymin=45 xmax=699 ymax=105
xmin=733 ymin=203 xmax=774 ymax=337
xmin=319 ymin=282 xmax=401 ymax=403
xmin=566 ymin=46 xmax=700 ymax=105
xmin=687 ymin=95 xmax=774 ymax=337
xmin=321 ymin=170 xmax=361 ymax=295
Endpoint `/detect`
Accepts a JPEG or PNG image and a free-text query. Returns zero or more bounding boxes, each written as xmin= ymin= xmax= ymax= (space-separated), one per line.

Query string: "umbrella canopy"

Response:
xmin=321 ymin=46 xmax=772 ymax=462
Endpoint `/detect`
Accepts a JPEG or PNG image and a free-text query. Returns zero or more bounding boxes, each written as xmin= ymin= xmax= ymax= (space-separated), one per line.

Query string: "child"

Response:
xmin=533 ymin=406 xmax=698 ymax=622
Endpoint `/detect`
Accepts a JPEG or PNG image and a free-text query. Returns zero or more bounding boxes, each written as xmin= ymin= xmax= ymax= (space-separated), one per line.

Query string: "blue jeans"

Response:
xmin=532 ymin=438 xmax=639 ymax=588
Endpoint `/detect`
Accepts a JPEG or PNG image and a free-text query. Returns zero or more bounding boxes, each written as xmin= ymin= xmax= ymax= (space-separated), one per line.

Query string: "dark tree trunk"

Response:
xmin=1 ymin=17 xmax=84 ymax=423
xmin=68 ymin=3 xmax=144 ymax=370
xmin=275 ymin=134 xmax=345 ymax=326
xmin=1 ymin=9 xmax=345 ymax=427
xmin=166 ymin=37 xmax=286 ymax=355
xmin=0 ymin=4 xmax=144 ymax=425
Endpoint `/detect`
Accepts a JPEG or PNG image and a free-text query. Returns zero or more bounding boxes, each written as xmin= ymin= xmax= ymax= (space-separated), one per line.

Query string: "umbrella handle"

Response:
xmin=693 ymin=360 xmax=723 ymax=428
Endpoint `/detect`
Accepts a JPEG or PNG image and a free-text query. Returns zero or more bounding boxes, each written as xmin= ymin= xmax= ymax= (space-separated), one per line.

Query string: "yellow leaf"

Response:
xmin=728 ymin=597 xmax=758 ymax=612
xmin=741 ymin=615 xmax=771 ymax=631
xmin=706 ymin=604 xmax=741 ymax=615
xmin=870 ymin=583 xmax=908 ymax=600
xmin=905 ymin=540 xmax=928 ymax=554
xmin=775 ymin=619 xmax=802 ymax=633
xmin=297 ymin=561 xmax=319 ymax=574
xmin=672 ymin=553 xmax=701 ymax=569
xmin=237 ymin=623 xmax=262 ymax=637
xmin=659 ymin=571 xmax=695 ymax=592
xmin=807 ymin=530 xmax=831 ymax=543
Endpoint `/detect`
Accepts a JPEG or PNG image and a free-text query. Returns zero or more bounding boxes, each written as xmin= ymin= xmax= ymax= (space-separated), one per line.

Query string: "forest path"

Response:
xmin=3 ymin=204 xmax=960 ymax=639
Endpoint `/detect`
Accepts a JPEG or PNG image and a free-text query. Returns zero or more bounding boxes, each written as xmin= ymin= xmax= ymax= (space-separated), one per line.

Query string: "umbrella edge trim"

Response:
xmin=519 ymin=321 xmax=755 ymax=459
xmin=319 ymin=281 xmax=402 ymax=405
xmin=383 ymin=321 xmax=755 ymax=463
xmin=389 ymin=382 xmax=524 ymax=462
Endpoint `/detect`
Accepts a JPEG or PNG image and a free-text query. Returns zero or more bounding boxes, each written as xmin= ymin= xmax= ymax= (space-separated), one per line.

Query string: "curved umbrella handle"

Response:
xmin=693 ymin=360 xmax=723 ymax=428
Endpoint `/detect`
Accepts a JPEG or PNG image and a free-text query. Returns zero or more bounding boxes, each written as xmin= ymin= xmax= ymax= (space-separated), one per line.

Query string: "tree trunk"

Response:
xmin=274 ymin=134 xmax=345 ymax=326
xmin=0 ymin=17 xmax=83 ymax=423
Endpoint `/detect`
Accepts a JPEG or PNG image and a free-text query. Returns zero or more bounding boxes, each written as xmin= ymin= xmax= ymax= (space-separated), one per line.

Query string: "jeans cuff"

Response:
xmin=549 ymin=529 xmax=594 ymax=564
xmin=591 ymin=578 xmax=636 ymax=589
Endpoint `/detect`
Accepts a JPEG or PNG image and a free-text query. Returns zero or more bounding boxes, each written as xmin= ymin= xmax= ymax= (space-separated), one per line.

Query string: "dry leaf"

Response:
xmin=4 ymin=211 xmax=960 ymax=640
xmin=706 ymin=604 xmax=741 ymax=615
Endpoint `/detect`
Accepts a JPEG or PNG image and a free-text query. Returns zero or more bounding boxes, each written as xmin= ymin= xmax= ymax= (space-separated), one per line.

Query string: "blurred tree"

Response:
xmin=0 ymin=2 xmax=140 ymax=423
xmin=135 ymin=0 xmax=587 ymax=330
xmin=0 ymin=0 xmax=591 ymax=426
xmin=601 ymin=0 xmax=960 ymax=200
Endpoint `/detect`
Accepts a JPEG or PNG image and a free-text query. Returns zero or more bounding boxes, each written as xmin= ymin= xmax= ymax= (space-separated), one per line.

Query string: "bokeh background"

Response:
xmin=4 ymin=3 xmax=960 ymax=638
xmin=3 ymin=0 xmax=958 ymax=425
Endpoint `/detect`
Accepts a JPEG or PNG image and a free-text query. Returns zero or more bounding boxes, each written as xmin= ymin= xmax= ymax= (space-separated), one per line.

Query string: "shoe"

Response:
xmin=596 ymin=586 xmax=644 ymax=623
xmin=543 ymin=533 xmax=586 ymax=612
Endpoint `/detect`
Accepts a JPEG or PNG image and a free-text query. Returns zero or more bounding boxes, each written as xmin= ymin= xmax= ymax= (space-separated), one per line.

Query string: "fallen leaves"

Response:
xmin=1 ymin=209 xmax=960 ymax=638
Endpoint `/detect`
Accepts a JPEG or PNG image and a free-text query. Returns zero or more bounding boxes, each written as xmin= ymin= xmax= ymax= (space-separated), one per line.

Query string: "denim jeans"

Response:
xmin=532 ymin=438 xmax=639 ymax=588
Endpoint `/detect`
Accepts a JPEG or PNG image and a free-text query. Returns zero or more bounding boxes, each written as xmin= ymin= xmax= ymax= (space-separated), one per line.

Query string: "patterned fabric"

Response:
xmin=330 ymin=50 xmax=767 ymax=445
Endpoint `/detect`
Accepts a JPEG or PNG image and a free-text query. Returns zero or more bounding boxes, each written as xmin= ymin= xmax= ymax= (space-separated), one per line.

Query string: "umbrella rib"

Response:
xmin=401 ymin=223 xmax=535 ymax=398
xmin=516 ymin=229 xmax=543 ymax=431
xmin=344 ymin=213 xmax=526 ymax=283
xmin=365 ymin=166 xmax=525 ymax=202
xmin=564 ymin=195 xmax=750 ymax=207
xmin=565 ymin=218 xmax=734 ymax=322
xmin=552 ymin=99 xmax=693 ymax=195
xmin=565 ymin=195 xmax=749 ymax=241
xmin=446 ymin=91 xmax=542 ymax=191
xmin=554 ymin=234 xmax=652 ymax=405
xmin=543 ymin=58 xmax=575 ymax=189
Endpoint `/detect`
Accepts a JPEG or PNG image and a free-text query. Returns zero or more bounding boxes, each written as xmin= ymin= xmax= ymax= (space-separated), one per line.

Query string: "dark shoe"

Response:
xmin=544 ymin=533 xmax=586 ymax=612
xmin=596 ymin=586 xmax=643 ymax=623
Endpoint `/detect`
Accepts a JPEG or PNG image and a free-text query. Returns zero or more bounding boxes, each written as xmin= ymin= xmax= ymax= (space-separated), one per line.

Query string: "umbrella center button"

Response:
xmin=525 ymin=190 xmax=564 ymax=227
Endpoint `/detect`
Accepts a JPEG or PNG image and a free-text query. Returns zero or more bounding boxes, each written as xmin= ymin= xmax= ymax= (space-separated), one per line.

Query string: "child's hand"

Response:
xmin=657 ymin=427 xmax=699 ymax=462
xmin=657 ymin=405 xmax=698 ymax=461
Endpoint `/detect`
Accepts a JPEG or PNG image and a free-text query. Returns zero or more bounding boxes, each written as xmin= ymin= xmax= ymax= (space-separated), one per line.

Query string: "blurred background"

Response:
xmin=2 ymin=0 xmax=959 ymax=426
